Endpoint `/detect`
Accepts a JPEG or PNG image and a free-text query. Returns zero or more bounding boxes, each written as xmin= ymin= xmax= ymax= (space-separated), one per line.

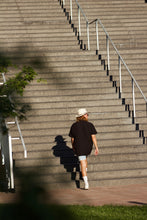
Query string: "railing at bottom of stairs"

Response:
xmin=0 ymin=127 xmax=14 ymax=190
xmin=0 ymin=118 xmax=27 ymax=191
xmin=8 ymin=134 xmax=14 ymax=190
xmin=7 ymin=117 xmax=27 ymax=159
xmin=1 ymin=72 xmax=27 ymax=158
xmin=0 ymin=72 xmax=27 ymax=190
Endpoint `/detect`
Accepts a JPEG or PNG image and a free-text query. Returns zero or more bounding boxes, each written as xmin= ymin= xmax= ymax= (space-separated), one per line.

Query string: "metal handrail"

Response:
xmin=88 ymin=18 xmax=147 ymax=117
xmin=75 ymin=0 xmax=90 ymax=49
xmin=8 ymin=134 xmax=14 ymax=189
xmin=60 ymin=0 xmax=147 ymax=118
xmin=75 ymin=0 xmax=88 ymax=22
xmin=15 ymin=116 xmax=27 ymax=158
xmin=61 ymin=0 xmax=90 ymax=48
xmin=0 ymin=120 xmax=14 ymax=190
xmin=1 ymin=72 xmax=27 ymax=158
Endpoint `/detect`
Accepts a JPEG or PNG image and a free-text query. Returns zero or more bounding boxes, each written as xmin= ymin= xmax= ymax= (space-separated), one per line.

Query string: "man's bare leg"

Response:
xmin=80 ymin=159 xmax=89 ymax=189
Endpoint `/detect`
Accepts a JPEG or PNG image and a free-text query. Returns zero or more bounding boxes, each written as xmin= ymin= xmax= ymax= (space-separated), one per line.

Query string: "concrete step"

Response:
xmin=23 ymin=86 xmax=116 ymax=95
xmin=87 ymin=176 xmax=147 ymax=187
xmin=10 ymin=125 xmax=137 ymax=140
xmin=11 ymin=133 xmax=143 ymax=148
xmin=86 ymin=168 xmax=147 ymax=181
xmin=15 ymin=157 xmax=61 ymax=167
xmin=19 ymin=93 xmax=119 ymax=101
xmin=28 ymin=100 xmax=125 ymax=110
xmin=0 ymin=27 xmax=74 ymax=34
xmin=10 ymin=118 xmax=133 ymax=131
xmin=15 ymin=111 xmax=129 ymax=122
xmin=13 ymin=144 xmax=147 ymax=160
xmin=72 ymin=10 xmax=147 ymax=18
xmin=99 ymin=48 xmax=147 ymax=57
xmin=0 ymin=32 xmax=78 ymax=39
xmin=88 ymin=158 xmax=147 ymax=171
xmin=112 ymin=75 xmax=147 ymax=83
xmin=17 ymin=168 xmax=147 ymax=186
xmin=0 ymin=23 xmax=72 ymax=30
xmin=1 ymin=49 xmax=96 ymax=57
xmin=90 ymin=151 xmax=147 ymax=163
xmin=0 ymin=41 xmax=79 ymax=49
xmin=26 ymin=81 xmax=114 ymax=90
xmin=14 ymin=151 xmax=147 ymax=170
xmin=0 ymin=14 xmax=66 ymax=21
xmin=21 ymin=96 xmax=123 ymax=106
xmin=25 ymin=105 xmax=127 ymax=116
xmin=97 ymin=130 xmax=139 ymax=139
xmin=98 ymin=137 xmax=143 ymax=146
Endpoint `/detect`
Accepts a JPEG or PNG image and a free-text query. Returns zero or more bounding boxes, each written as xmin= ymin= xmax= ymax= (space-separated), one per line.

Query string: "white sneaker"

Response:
xmin=84 ymin=181 xmax=89 ymax=190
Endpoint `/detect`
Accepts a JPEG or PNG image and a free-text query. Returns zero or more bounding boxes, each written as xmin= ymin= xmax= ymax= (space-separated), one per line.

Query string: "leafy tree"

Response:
xmin=0 ymin=55 xmax=38 ymax=132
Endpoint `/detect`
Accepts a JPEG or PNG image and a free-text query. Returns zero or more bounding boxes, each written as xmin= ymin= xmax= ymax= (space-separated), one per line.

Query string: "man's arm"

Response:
xmin=91 ymin=134 xmax=99 ymax=155
xmin=71 ymin=137 xmax=75 ymax=152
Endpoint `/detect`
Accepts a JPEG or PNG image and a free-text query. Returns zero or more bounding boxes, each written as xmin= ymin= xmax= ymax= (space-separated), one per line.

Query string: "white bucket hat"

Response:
xmin=76 ymin=108 xmax=88 ymax=118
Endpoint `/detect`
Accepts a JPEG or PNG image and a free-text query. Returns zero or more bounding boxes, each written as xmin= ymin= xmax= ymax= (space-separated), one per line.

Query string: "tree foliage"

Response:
xmin=0 ymin=54 xmax=13 ymax=73
xmin=0 ymin=66 xmax=37 ymax=120
xmin=0 ymin=54 xmax=38 ymax=133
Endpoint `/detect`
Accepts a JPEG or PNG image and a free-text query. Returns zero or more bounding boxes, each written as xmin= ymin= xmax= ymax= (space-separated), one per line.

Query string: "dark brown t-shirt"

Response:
xmin=69 ymin=120 xmax=97 ymax=156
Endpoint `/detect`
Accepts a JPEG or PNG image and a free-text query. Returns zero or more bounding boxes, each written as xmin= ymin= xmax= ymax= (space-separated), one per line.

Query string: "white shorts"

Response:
xmin=78 ymin=155 xmax=86 ymax=161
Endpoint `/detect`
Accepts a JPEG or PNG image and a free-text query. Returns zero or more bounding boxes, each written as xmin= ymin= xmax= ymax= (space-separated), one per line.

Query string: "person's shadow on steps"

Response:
xmin=52 ymin=135 xmax=81 ymax=188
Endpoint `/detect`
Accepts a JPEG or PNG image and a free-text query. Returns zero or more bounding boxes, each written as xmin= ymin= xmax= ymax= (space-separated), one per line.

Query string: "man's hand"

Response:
xmin=95 ymin=148 xmax=99 ymax=155
xmin=91 ymin=135 xmax=99 ymax=156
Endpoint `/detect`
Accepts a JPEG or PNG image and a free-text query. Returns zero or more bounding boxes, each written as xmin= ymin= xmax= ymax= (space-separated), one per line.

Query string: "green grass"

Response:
xmin=67 ymin=205 xmax=147 ymax=220
xmin=0 ymin=204 xmax=147 ymax=220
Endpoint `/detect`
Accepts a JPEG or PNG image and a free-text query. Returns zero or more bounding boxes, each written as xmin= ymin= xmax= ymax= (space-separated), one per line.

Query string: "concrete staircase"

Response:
xmin=0 ymin=0 xmax=147 ymax=190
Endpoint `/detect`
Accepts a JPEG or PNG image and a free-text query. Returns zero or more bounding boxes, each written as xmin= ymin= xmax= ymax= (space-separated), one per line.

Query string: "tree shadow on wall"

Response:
xmin=52 ymin=135 xmax=81 ymax=188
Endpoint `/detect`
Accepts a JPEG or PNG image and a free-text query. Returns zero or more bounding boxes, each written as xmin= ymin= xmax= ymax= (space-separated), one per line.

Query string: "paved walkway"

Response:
xmin=0 ymin=183 xmax=147 ymax=206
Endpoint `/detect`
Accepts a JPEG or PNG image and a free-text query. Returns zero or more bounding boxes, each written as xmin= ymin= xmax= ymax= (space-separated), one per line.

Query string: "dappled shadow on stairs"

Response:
xmin=52 ymin=135 xmax=81 ymax=188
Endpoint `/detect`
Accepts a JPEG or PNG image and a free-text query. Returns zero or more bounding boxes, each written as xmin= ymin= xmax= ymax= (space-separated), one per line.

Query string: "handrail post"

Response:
xmin=87 ymin=21 xmax=90 ymax=50
xmin=8 ymin=135 xmax=14 ymax=189
xmin=106 ymin=35 xmax=110 ymax=70
xmin=132 ymin=79 xmax=136 ymax=118
xmin=70 ymin=0 xmax=72 ymax=21
xmin=2 ymin=72 xmax=6 ymax=83
xmin=119 ymin=56 xmax=122 ymax=94
xmin=15 ymin=116 xmax=27 ymax=158
xmin=78 ymin=6 xmax=81 ymax=36
xmin=96 ymin=20 xmax=99 ymax=51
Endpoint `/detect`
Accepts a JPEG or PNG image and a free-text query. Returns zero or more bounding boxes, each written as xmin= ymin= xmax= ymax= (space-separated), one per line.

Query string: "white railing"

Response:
xmin=0 ymin=120 xmax=14 ymax=190
xmin=7 ymin=117 xmax=27 ymax=158
xmin=60 ymin=0 xmax=147 ymax=118
xmin=0 ymin=72 xmax=27 ymax=190
xmin=8 ymin=134 xmax=14 ymax=189
xmin=1 ymin=72 xmax=27 ymax=158
xmin=89 ymin=18 xmax=147 ymax=118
